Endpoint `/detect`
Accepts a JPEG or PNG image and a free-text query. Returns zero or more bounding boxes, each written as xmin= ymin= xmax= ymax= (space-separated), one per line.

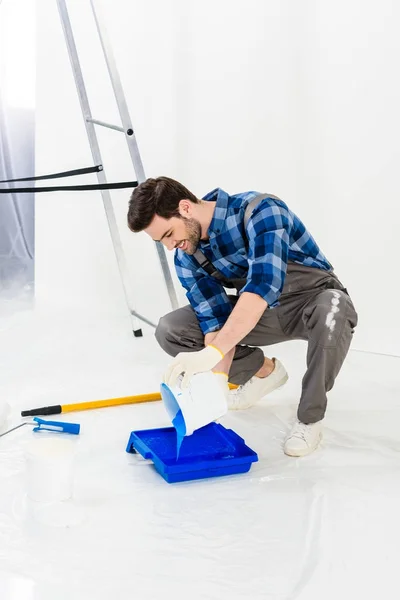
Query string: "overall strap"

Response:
xmin=193 ymin=193 xmax=279 ymax=286
xmin=243 ymin=193 xmax=281 ymax=229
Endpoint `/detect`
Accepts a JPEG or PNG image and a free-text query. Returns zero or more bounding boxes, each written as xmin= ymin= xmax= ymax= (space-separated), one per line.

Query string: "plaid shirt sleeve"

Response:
xmin=240 ymin=200 xmax=291 ymax=307
xmin=174 ymin=252 xmax=233 ymax=335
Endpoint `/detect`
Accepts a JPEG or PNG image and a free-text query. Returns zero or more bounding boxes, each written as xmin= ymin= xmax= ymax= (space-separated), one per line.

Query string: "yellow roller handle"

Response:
xmin=61 ymin=392 xmax=162 ymax=413
xmin=61 ymin=383 xmax=238 ymax=413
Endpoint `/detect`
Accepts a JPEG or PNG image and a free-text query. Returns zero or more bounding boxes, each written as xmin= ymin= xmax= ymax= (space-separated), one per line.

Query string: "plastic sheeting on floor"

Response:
xmin=0 ymin=307 xmax=399 ymax=600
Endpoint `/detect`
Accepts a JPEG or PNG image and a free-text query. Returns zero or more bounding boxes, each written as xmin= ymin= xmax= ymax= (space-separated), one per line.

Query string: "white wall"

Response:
xmin=171 ymin=0 xmax=302 ymax=196
xmin=292 ymin=0 xmax=400 ymax=355
xmin=35 ymin=0 xmax=400 ymax=354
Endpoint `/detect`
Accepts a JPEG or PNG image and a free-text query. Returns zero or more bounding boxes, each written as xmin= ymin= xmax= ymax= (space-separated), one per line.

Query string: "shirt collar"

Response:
xmin=202 ymin=188 xmax=229 ymax=236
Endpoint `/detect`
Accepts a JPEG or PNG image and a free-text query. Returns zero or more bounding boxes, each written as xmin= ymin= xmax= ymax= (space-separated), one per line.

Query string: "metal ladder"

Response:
xmin=56 ymin=0 xmax=178 ymax=336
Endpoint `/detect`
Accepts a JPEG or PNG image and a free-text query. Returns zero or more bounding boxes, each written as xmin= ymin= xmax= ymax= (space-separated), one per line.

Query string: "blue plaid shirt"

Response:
xmin=174 ymin=188 xmax=332 ymax=335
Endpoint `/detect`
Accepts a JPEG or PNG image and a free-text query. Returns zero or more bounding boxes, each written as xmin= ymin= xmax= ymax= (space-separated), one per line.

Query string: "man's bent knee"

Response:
xmin=155 ymin=308 xmax=203 ymax=356
xmin=304 ymin=290 xmax=356 ymax=348
xmin=155 ymin=313 xmax=175 ymax=353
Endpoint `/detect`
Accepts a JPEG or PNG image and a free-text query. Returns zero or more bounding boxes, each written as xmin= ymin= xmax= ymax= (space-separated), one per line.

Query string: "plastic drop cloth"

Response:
xmin=0 ymin=308 xmax=399 ymax=600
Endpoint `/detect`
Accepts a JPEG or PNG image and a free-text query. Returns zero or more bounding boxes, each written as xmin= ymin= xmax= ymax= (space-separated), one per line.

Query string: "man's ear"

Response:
xmin=178 ymin=199 xmax=192 ymax=217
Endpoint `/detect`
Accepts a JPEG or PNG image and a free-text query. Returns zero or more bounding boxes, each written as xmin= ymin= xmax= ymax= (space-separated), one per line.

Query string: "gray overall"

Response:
xmin=155 ymin=195 xmax=358 ymax=424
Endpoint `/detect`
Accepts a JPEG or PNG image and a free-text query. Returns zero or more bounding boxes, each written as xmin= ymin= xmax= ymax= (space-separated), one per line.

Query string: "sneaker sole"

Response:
xmin=283 ymin=433 xmax=322 ymax=457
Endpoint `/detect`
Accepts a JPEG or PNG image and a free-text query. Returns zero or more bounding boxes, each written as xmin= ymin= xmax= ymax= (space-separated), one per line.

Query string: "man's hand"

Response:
xmin=164 ymin=345 xmax=224 ymax=389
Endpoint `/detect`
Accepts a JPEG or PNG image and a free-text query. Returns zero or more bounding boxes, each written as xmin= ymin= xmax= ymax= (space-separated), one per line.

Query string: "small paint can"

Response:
xmin=25 ymin=437 xmax=76 ymax=503
xmin=161 ymin=371 xmax=228 ymax=440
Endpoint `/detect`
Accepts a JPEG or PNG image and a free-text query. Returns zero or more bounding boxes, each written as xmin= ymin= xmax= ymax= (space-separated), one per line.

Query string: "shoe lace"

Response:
xmin=230 ymin=387 xmax=240 ymax=397
xmin=229 ymin=381 xmax=249 ymax=396
xmin=291 ymin=422 xmax=311 ymax=442
xmin=228 ymin=381 xmax=250 ymax=408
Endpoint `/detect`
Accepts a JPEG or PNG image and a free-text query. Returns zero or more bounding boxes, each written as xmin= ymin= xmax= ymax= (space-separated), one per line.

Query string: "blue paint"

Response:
xmin=172 ymin=409 xmax=186 ymax=459
xmin=160 ymin=383 xmax=187 ymax=460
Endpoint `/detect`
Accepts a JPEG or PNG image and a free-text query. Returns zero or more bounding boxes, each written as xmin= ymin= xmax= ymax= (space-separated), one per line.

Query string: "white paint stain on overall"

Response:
xmin=326 ymin=291 xmax=341 ymax=341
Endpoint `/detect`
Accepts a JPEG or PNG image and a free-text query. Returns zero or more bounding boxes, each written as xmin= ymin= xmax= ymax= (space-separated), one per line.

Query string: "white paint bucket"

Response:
xmin=25 ymin=438 xmax=76 ymax=503
xmin=161 ymin=371 xmax=228 ymax=439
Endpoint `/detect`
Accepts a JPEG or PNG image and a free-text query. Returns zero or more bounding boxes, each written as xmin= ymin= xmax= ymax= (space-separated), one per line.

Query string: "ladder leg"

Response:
xmin=89 ymin=0 xmax=179 ymax=311
xmin=56 ymin=0 xmax=153 ymax=334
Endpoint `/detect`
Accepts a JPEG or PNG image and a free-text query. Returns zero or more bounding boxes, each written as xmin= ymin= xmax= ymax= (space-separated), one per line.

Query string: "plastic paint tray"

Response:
xmin=126 ymin=423 xmax=258 ymax=484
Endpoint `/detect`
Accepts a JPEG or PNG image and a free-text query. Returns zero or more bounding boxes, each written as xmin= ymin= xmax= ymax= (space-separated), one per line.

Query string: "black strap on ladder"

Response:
xmin=193 ymin=193 xmax=278 ymax=285
xmin=0 ymin=164 xmax=138 ymax=194
xmin=0 ymin=164 xmax=102 ymax=183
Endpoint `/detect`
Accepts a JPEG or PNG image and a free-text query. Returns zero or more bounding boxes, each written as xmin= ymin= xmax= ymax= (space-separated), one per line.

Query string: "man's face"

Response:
xmin=145 ymin=214 xmax=202 ymax=255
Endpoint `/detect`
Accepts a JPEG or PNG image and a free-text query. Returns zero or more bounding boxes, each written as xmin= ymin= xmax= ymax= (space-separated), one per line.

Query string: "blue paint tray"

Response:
xmin=126 ymin=423 xmax=258 ymax=484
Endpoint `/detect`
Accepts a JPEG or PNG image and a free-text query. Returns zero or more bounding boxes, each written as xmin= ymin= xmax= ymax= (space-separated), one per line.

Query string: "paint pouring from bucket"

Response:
xmin=172 ymin=410 xmax=185 ymax=459
xmin=161 ymin=371 xmax=228 ymax=459
xmin=161 ymin=384 xmax=186 ymax=458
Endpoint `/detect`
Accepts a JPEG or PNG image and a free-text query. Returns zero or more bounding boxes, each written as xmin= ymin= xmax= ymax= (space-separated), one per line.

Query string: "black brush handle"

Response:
xmin=21 ymin=405 xmax=62 ymax=417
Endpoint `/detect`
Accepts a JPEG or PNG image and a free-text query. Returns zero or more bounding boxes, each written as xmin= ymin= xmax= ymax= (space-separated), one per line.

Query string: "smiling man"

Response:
xmin=127 ymin=176 xmax=358 ymax=457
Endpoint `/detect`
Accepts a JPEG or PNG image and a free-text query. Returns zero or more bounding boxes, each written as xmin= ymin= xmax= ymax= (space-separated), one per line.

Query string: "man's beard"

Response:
xmin=179 ymin=217 xmax=202 ymax=255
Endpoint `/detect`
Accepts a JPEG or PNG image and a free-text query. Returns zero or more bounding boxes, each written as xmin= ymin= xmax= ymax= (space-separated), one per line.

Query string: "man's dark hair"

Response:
xmin=127 ymin=176 xmax=199 ymax=232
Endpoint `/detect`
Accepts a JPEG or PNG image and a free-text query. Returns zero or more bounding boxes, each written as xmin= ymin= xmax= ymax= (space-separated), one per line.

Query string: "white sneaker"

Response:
xmin=228 ymin=358 xmax=288 ymax=410
xmin=284 ymin=420 xmax=323 ymax=457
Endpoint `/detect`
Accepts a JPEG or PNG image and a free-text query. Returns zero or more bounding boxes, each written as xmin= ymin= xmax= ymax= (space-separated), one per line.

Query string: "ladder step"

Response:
xmin=86 ymin=117 xmax=124 ymax=133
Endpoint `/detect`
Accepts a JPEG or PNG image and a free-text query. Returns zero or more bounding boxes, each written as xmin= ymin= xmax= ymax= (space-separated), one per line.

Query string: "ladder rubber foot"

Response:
xmin=133 ymin=328 xmax=143 ymax=337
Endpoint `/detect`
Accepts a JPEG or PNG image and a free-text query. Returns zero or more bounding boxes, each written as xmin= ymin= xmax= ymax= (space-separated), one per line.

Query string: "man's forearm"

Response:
xmin=205 ymin=332 xmax=235 ymax=375
xmin=210 ymin=292 xmax=268 ymax=355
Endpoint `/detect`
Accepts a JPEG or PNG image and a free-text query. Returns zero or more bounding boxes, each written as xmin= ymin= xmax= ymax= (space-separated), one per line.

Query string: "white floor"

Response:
xmin=1 ymin=304 xmax=400 ymax=600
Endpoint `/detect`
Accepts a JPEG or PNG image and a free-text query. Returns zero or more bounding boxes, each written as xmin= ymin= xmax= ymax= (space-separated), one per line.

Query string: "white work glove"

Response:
xmin=164 ymin=345 xmax=224 ymax=389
